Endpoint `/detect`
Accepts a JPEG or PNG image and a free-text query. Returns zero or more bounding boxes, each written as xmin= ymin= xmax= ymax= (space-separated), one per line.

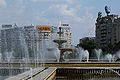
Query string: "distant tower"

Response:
xmin=105 ymin=6 xmax=111 ymax=16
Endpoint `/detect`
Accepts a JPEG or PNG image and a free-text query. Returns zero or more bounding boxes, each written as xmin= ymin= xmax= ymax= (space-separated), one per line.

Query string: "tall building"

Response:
xmin=23 ymin=25 xmax=37 ymax=58
xmin=96 ymin=14 xmax=120 ymax=49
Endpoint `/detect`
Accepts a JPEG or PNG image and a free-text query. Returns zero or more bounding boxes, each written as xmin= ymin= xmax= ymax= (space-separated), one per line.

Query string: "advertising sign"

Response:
xmin=36 ymin=25 xmax=51 ymax=32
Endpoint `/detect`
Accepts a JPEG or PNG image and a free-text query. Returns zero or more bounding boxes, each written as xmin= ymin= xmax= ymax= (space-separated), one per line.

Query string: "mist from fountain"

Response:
xmin=0 ymin=27 xmax=61 ymax=80
xmin=76 ymin=47 xmax=82 ymax=61
xmin=5 ymin=51 xmax=14 ymax=62
xmin=113 ymin=51 xmax=120 ymax=61
xmin=84 ymin=50 xmax=89 ymax=62
xmin=44 ymin=45 xmax=60 ymax=62
xmin=94 ymin=49 xmax=102 ymax=61
xmin=76 ymin=47 xmax=89 ymax=62
xmin=40 ymin=36 xmax=46 ymax=69
xmin=3 ymin=27 xmax=32 ymax=77
xmin=35 ymin=31 xmax=56 ymax=80
xmin=42 ymin=33 xmax=61 ymax=62
xmin=35 ymin=36 xmax=44 ymax=80
xmin=1 ymin=30 xmax=14 ymax=77
xmin=19 ymin=29 xmax=30 ymax=70
xmin=105 ymin=54 xmax=113 ymax=62
xmin=4 ymin=51 xmax=14 ymax=76
xmin=55 ymin=47 xmax=60 ymax=62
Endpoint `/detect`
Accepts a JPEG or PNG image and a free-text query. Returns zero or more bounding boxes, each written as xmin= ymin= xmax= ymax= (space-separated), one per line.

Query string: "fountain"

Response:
xmin=30 ymin=68 xmax=33 ymax=80
xmin=54 ymin=47 xmax=60 ymax=62
xmin=46 ymin=47 xmax=60 ymax=62
xmin=105 ymin=54 xmax=113 ymax=62
xmin=53 ymin=26 xmax=67 ymax=62
xmin=114 ymin=51 xmax=120 ymax=61
xmin=5 ymin=51 xmax=14 ymax=76
xmin=53 ymin=27 xmax=67 ymax=48
xmin=1 ymin=25 xmax=120 ymax=80
xmin=84 ymin=50 xmax=89 ymax=62
xmin=76 ymin=47 xmax=89 ymax=62
xmin=19 ymin=28 xmax=30 ymax=71
xmin=0 ymin=27 xmax=33 ymax=79
xmin=94 ymin=49 xmax=102 ymax=61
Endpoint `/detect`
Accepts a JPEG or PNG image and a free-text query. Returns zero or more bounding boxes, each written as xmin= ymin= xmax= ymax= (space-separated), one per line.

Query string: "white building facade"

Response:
xmin=57 ymin=23 xmax=72 ymax=48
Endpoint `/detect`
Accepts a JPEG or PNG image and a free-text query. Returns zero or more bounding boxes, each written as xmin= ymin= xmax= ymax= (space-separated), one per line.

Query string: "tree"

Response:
xmin=78 ymin=38 xmax=98 ymax=58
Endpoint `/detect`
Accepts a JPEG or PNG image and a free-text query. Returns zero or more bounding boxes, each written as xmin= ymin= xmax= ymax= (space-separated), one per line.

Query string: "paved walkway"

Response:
xmin=5 ymin=67 xmax=56 ymax=80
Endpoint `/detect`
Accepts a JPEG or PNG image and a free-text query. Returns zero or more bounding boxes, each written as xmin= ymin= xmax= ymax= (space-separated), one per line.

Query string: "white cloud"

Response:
xmin=30 ymin=0 xmax=81 ymax=22
xmin=0 ymin=0 xmax=97 ymax=45
xmin=61 ymin=5 xmax=74 ymax=16
xmin=31 ymin=0 xmax=74 ymax=4
xmin=31 ymin=0 xmax=55 ymax=2
xmin=33 ymin=15 xmax=48 ymax=22
xmin=11 ymin=0 xmax=26 ymax=14
xmin=66 ymin=0 xmax=74 ymax=4
xmin=55 ymin=4 xmax=75 ymax=17
xmin=0 ymin=0 xmax=6 ymax=7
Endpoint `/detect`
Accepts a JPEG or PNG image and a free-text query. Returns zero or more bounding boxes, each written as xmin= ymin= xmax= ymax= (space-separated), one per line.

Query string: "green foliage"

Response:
xmin=78 ymin=39 xmax=98 ymax=50
xmin=78 ymin=38 xmax=98 ymax=58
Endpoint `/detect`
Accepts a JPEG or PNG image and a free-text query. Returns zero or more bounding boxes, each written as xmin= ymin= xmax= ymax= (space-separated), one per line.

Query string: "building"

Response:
xmin=0 ymin=24 xmax=24 ymax=60
xmin=0 ymin=24 xmax=53 ymax=59
xmin=23 ymin=25 xmax=54 ymax=59
xmin=36 ymin=25 xmax=52 ymax=48
xmin=36 ymin=25 xmax=60 ymax=59
xmin=23 ymin=25 xmax=37 ymax=58
xmin=0 ymin=23 xmax=72 ymax=60
xmin=36 ymin=25 xmax=51 ymax=40
xmin=96 ymin=14 xmax=120 ymax=49
xmin=56 ymin=23 xmax=72 ymax=48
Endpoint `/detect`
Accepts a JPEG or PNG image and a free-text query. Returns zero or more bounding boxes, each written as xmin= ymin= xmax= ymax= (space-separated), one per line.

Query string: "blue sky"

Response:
xmin=0 ymin=0 xmax=120 ymax=45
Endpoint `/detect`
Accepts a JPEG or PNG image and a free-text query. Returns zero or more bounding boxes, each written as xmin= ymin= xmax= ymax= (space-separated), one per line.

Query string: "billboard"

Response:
xmin=36 ymin=25 xmax=51 ymax=32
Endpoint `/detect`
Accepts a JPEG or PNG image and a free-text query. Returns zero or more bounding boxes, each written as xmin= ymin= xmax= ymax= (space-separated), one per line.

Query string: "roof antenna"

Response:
xmin=105 ymin=6 xmax=111 ymax=16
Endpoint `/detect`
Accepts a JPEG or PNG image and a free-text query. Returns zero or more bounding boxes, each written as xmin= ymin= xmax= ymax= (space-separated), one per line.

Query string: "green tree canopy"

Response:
xmin=78 ymin=38 xmax=98 ymax=58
